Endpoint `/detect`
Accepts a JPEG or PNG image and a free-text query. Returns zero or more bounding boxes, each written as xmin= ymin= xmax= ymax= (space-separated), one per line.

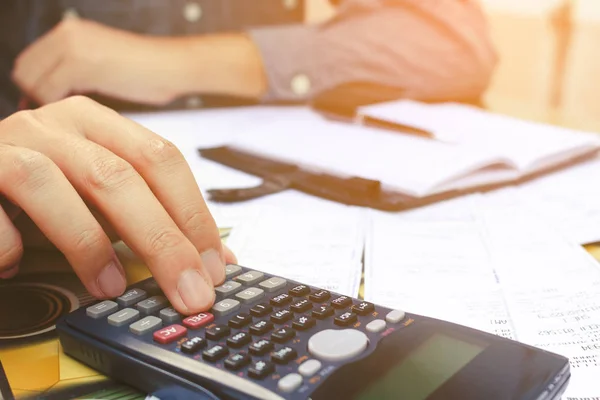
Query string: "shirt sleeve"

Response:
xmin=247 ymin=0 xmax=498 ymax=104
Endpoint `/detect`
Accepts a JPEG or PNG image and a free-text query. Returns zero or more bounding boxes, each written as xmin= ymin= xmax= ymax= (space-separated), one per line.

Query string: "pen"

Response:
xmin=0 ymin=360 xmax=15 ymax=400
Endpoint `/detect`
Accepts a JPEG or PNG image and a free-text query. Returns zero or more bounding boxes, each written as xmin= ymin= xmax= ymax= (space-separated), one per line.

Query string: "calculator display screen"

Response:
xmin=355 ymin=333 xmax=485 ymax=400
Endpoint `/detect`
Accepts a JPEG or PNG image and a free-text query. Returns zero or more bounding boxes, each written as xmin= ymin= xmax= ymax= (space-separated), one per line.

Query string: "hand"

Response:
xmin=11 ymin=18 xmax=190 ymax=106
xmin=0 ymin=96 xmax=237 ymax=314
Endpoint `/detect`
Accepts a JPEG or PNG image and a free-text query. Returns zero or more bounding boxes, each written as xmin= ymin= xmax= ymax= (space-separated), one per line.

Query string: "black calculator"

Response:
xmin=57 ymin=264 xmax=571 ymax=400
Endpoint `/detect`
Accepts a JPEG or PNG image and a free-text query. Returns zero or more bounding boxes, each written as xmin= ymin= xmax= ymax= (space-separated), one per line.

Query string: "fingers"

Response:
xmin=0 ymin=143 xmax=125 ymax=298
xmin=223 ymin=243 xmax=238 ymax=265
xmin=0 ymin=203 xmax=22 ymax=279
xmin=29 ymin=60 xmax=75 ymax=105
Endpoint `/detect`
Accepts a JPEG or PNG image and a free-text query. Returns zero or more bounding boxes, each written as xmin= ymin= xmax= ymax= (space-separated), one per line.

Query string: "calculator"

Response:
xmin=57 ymin=264 xmax=571 ymax=400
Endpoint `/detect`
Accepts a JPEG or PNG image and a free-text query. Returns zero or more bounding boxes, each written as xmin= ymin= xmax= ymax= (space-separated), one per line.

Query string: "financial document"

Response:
xmin=365 ymin=193 xmax=600 ymax=398
xmin=225 ymin=195 xmax=366 ymax=297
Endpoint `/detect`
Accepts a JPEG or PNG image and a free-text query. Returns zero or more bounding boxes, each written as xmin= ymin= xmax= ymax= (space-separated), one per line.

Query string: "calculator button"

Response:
xmin=249 ymin=339 xmax=274 ymax=356
xmin=116 ymin=288 xmax=146 ymax=307
xmin=308 ymin=329 xmax=368 ymax=362
xmin=270 ymin=293 xmax=292 ymax=307
xmin=290 ymin=299 xmax=312 ymax=313
xmin=225 ymin=352 xmax=251 ymax=371
xmin=136 ymin=296 xmax=168 ymax=315
xmin=352 ymin=301 xmax=375 ymax=316
xmin=228 ymin=313 xmax=253 ymax=329
xmin=227 ymin=331 xmax=252 ymax=348
xmin=270 ymin=309 xmax=293 ymax=324
xmin=312 ymin=305 xmax=334 ymax=319
xmin=289 ymin=284 xmax=310 ymax=297
xmin=250 ymin=303 xmax=273 ymax=317
xmin=153 ymin=324 xmax=187 ymax=344
xmin=159 ymin=307 xmax=180 ymax=324
xmin=86 ymin=300 xmax=118 ymax=319
xmin=206 ymin=325 xmax=231 ymax=341
xmin=182 ymin=312 xmax=214 ymax=329
xmin=259 ymin=277 xmax=287 ymax=292
xmin=331 ymin=296 xmax=352 ymax=309
xmin=225 ymin=264 xmax=242 ymax=279
xmin=271 ymin=327 xmax=296 ymax=343
xmin=309 ymin=290 xmax=331 ymax=303
xmin=335 ymin=311 xmax=357 ymax=327
xmin=235 ymin=287 xmax=265 ymax=304
xmin=235 ymin=271 xmax=264 ymax=286
xmin=215 ymin=281 xmax=242 ymax=297
xmin=365 ymin=319 xmax=387 ymax=333
xmin=278 ymin=373 xmax=303 ymax=393
xmin=249 ymin=320 xmax=274 ymax=336
xmin=271 ymin=346 xmax=297 ymax=364
xmin=108 ymin=308 xmax=140 ymax=327
xmin=212 ymin=299 xmax=241 ymax=317
xmin=129 ymin=316 xmax=162 ymax=335
xmin=298 ymin=359 xmax=322 ymax=377
xmin=181 ymin=336 xmax=207 ymax=354
xmin=248 ymin=360 xmax=275 ymax=380
xmin=203 ymin=344 xmax=229 ymax=362
xmin=386 ymin=309 xmax=406 ymax=323
xmin=292 ymin=315 xmax=316 ymax=331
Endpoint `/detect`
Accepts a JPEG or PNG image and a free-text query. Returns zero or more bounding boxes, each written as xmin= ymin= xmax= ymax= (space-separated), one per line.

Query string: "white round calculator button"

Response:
xmin=278 ymin=373 xmax=303 ymax=393
xmin=385 ymin=310 xmax=406 ymax=324
xmin=365 ymin=319 xmax=387 ymax=333
xmin=298 ymin=359 xmax=322 ymax=377
xmin=308 ymin=329 xmax=368 ymax=362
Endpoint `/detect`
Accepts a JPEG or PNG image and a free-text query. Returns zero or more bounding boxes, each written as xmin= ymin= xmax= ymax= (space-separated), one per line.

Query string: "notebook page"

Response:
xmin=359 ymin=100 xmax=600 ymax=172
xmin=225 ymin=196 xmax=366 ymax=297
xmin=230 ymin=117 xmax=512 ymax=197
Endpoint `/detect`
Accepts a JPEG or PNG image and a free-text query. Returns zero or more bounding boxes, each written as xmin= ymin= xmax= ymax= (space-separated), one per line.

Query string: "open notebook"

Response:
xmin=199 ymin=101 xmax=600 ymax=210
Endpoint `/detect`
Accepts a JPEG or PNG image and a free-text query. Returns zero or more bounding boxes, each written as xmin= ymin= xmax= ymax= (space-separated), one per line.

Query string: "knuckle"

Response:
xmin=4 ymin=147 xmax=54 ymax=190
xmin=145 ymin=227 xmax=187 ymax=256
xmin=181 ymin=207 xmax=215 ymax=235
xmin=61 ymin=95 xmax=97 ymax=110
xmin=141 ymin=137 xmax=184 ymax=167
xmin=85 ymin=156 xmax=137 ymax=191
xmin=72 ymin=227 xmax=107 ymax=255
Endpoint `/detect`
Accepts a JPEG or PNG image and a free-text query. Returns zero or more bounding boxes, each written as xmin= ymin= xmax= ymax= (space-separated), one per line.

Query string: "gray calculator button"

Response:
xmin=308 ymin=329 xmax=368 ymax=362
xmin=235 ymin=287 xmax=265 ymax=304
xmin=236 ymin=271 xmax=264 ymax=285
xmin=298 ymin=359 xmax=322 ymax=377
xmin=136 ymin=295 xmax=168 ymax=315
xmin=108 ymin=308 xmax=140 ymax=327
xmin=385 ymin=310 xmax=406 ymax=324
xmin=86 ymin=300 xmax=118 ymax=319
xmin=225 ymin=264 xmax=242 ymax=279
xmin=278 ymin=373 xmax=303 ymax=393
xmin=215 ymin=281 xmax=242 ymax=297
xmin=365 ymin=319 xmax=387 ymax=333
xmin=116 ymin=288 xmax=146 ymax=307
xmin=129 ymin=316 xmax=162 ymax=335
xmin=159 ymin=307 xmax=180 ymax=323
xmin=212 ymin=299 xmax=241 ymax=316
xmin=259 ymin=277 xmax=287 ymax=292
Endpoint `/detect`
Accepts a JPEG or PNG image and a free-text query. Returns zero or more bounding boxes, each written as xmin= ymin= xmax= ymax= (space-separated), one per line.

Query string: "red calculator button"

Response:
xmin=153 ymin=324 xmax=187 ymax=344
xmin=183 ymin=312 xmax=215 ymax=329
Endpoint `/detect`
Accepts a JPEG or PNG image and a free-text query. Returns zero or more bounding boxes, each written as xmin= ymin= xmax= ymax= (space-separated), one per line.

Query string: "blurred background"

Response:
xmin=308 ymin=0 xmax=600 ymax=131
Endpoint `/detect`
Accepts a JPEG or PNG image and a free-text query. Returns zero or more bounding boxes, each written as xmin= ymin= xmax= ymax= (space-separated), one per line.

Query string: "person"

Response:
xmin=0 ymin=0 xmax=498 ymax=119
xmin=0 ymin=96 xmax=237 ymax=315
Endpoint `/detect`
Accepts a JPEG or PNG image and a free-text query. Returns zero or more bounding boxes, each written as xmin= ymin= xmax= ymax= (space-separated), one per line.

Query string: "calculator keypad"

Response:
xmin=83 ymin=263 xmax=409 ymax=397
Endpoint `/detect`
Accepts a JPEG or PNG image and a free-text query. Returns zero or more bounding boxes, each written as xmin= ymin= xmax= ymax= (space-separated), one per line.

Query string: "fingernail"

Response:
xmin=201 ymin=248 xmax=225 ymax=285
xmin=177 ymin=269 xmax=214 ymax=312
xmin=0 ymin=264 xmax=19 ymax=279
xmin=97 ymin=259 xmax=126 ymax=298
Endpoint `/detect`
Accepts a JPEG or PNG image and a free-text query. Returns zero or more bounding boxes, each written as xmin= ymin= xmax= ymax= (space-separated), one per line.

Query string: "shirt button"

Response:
xmin=62 ymin=7 xmax=79 ymax=20
xmin=283 ymin=0 xmax=298 ymax=10
xmin=290 ymin=74 xmax=311 ymax=96
xmin=183 ymin=2 xmax=203 ymax=23
xmin=186 ymin=96 xmax=203 ymax=109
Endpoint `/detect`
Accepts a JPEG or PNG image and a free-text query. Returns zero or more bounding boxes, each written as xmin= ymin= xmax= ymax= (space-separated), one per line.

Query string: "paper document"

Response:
xmin=225 ymin=196 xmax=366 ymax=297
xmin=365 ymin=193 xmax=600 ymax=398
